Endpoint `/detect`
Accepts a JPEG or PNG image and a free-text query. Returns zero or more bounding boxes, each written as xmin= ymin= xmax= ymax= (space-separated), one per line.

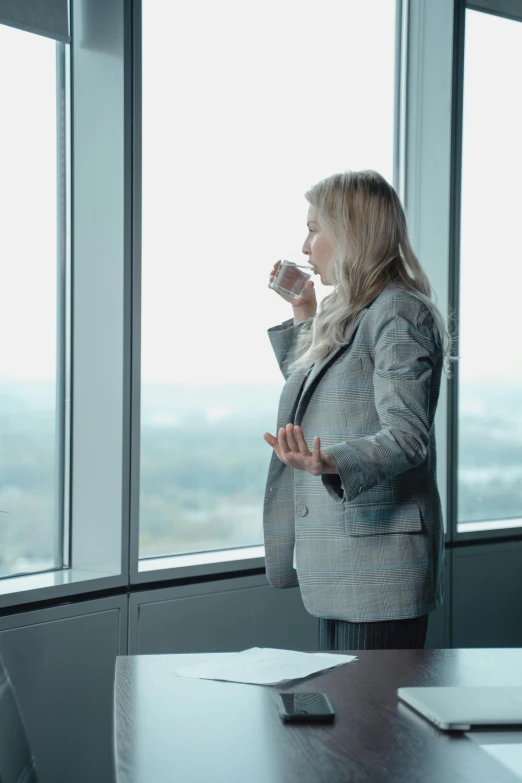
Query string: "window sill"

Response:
xmin=457 ymin=518 xmax=522 ymax=534
xmin=133 ymin=545 xmax=265 ymax=584
xmin=0 ymin=567 xmax=124 ymax=611
xmin=0 ymin=547 xmax=268 ymax=608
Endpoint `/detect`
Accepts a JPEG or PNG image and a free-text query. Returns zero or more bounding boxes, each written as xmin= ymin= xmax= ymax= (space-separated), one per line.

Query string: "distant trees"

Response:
xmin=2 ymin=384 xmax=522 ymax=574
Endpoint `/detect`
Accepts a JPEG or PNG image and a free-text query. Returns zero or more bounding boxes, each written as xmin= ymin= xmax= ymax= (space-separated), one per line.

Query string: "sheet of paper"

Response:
xmin=172 ymin=647 xmax=357 ymax=685
xmin=466 ymin=731 xmax=522 ymax=781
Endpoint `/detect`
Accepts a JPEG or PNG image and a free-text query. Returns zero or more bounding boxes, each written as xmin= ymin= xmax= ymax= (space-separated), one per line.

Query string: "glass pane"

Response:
xmin=0 ymin=26 xmax=64 ymax=577
xmin=140 ymin=0 xmax=396 ymax=560
xmin=457 ymin=10 xmax=522 ymax=533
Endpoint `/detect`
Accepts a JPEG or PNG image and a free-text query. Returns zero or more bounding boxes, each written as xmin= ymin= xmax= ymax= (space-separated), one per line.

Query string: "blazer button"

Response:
xmin=296 ymin=504 xmax=308 ymax=517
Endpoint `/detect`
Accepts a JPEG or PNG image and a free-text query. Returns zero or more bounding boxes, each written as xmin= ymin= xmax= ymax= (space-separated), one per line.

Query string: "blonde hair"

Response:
xmin=287 ymin=170 xmax=457 ymax=376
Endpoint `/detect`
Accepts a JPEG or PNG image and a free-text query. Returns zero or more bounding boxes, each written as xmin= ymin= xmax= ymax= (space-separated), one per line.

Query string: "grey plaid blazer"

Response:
xmin=263 ymin=283 xmax=445 ymax=622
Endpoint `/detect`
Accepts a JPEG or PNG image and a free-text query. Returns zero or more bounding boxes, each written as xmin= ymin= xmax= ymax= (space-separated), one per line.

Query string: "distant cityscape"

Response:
xmin=1 ymin=378 xmax=522 ymax=578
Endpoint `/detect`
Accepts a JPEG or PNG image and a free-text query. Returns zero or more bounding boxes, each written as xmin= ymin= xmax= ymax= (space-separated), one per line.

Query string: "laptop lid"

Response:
xmin=398 ymin=687 xmax=522 ymax=731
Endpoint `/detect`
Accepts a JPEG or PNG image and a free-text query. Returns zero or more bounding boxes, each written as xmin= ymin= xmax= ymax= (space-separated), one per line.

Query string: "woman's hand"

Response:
xmin=263 ymin=424 xmax=337 ymax=475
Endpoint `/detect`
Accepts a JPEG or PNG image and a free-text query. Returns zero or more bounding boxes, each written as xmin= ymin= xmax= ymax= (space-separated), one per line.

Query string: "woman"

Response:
xmin=263 ymin=170 xmax=454 ymax=651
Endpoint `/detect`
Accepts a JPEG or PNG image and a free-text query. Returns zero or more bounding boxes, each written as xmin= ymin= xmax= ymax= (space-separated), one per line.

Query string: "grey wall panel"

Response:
xmin=130 ymin=574 xmax=318 ymax=654
xmin=452 ymin=540 xmax=522 ymax=647
xmin=0 ymin=596 xmax=127 ymax=783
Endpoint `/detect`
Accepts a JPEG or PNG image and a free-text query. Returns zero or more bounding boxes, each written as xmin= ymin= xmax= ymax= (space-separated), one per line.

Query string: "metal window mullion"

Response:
xmin=69 ymin=0 xmax=126 ymax=578
xmin=448 ymin=0 xmax=467 ymax=542
xmin=63 ymin=39 xmax=72 ymax=569
xmin=401 ymin=0 xmax=456 ymax=542
xmin=54 ymin=40 xmax=68 ymax=570
xmin=394 ymin=0 xmax=410 ymax=202
xmin=128 ymin=0 xmax=142 ymax=583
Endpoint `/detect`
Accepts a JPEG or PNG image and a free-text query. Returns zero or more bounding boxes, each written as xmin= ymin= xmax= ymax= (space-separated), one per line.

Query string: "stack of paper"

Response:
xmin=172 ymin=647 xmax=357 ymax=685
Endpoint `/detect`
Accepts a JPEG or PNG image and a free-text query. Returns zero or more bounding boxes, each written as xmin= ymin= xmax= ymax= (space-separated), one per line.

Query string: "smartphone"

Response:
xmin=278 ymin=692 xmax=335 ymax=722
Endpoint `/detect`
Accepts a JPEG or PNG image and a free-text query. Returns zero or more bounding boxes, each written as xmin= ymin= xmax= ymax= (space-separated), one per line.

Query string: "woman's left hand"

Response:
xmin=263 ymin=424 xmax=336 ymax=476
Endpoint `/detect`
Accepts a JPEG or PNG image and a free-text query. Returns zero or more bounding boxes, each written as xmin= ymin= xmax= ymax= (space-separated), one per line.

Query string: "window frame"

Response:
xmin=0 ymin=24 xmax=68 ymax=584
xmin=0 ymin=0 xmax=131 ymax=609
xmin=396 ymin=0 xmax=522 ymax=546
xmin=55 ymin=38 xmax=70 ymax=572
xmin=452 ymin=0 xmax=522 ymax=543
xmin=6 ymin=0 xmax=516 ymax=609
xmin=397 ymin=0 xmax=456 ymax=544
xmin=129 ymin=0 xmax=403 ymax=584
xmin=128 ymin=0 xmax=266 ymax=585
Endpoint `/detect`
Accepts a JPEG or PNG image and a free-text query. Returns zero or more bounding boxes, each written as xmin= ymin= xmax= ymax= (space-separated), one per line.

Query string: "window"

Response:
xmin=0 ymin=25 xmax=69 ymax=578
xmin=457 ymin=8 xmax=522 ymax=533
xmin=139 ymin=0 xmax=397 ymax=561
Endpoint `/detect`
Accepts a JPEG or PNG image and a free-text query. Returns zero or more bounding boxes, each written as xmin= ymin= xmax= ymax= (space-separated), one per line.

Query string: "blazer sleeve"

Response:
xmin=267 ymin=317 xmax=314 ymax=380
xmin=321 ymin=310 xmax=442 ymax=503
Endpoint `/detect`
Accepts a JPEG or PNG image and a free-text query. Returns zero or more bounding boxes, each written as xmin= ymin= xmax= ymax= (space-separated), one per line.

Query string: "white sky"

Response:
xmin=459 ymin=10 xmax=522 ymax=385
xmin=0 ymin=26 xmax=57 ymax=382
xmin=0 ymin=4 xmax=521 ymax=386
xmin=141 ymin=0 xmax=394 ymax=384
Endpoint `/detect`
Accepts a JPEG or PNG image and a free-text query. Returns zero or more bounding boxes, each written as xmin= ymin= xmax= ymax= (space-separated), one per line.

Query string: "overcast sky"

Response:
xmin=0 ymin=3 xmax=520 ymax=388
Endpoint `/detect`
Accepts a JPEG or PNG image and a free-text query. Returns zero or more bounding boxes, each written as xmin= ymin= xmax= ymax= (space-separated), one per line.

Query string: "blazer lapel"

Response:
xmin=276 ymin=367 xmax=309 ymax=432
xmin=265 ymin=366 xmax=309 ymax=485
xmin=294 ymin=307 xmax=369 ymax=426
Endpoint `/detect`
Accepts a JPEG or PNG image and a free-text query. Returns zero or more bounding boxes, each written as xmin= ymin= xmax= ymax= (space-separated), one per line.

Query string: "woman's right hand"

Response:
xmin=268 ymin=261 xmax=317 ymax=317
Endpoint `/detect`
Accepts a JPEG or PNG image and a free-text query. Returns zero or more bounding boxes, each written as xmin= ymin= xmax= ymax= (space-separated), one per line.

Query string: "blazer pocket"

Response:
xmin=344 ymin=502 xmax=422 ymax=536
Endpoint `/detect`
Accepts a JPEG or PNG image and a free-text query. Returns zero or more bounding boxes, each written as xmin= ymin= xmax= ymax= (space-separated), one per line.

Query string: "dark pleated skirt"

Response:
xmin=318 ymin=614 xmax=429 ymax=651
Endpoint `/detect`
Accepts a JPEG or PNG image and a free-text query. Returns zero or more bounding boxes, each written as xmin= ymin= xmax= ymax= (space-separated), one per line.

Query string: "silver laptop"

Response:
xmin=398 ymin=686 xmax=522 ymax=731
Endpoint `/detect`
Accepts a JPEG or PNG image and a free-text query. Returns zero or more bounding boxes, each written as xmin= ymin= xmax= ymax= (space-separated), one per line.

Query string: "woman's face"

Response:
xmin=302 ymin=205 xmax=335 ymax=285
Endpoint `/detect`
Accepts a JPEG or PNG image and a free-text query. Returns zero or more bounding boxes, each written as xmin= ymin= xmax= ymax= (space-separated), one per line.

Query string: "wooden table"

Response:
xmin=114 ymin=649 xmax=522 ymax=783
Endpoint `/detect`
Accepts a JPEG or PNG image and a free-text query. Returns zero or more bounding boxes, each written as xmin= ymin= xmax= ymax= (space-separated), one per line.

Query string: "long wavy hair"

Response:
xmin=287 ymin=170 xmax=456 ymax=376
